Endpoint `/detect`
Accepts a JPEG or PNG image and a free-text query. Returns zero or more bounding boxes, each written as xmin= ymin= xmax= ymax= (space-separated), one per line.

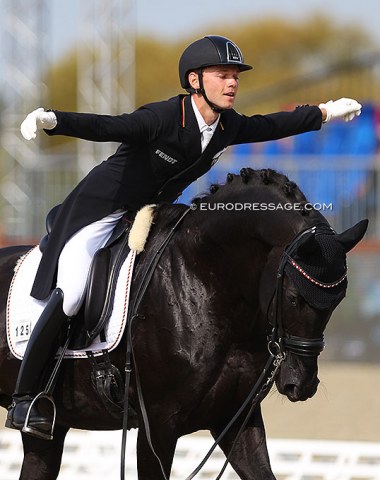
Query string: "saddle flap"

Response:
xmin=84 ymin=248 xmax=111 ymax=335
xmin=78 ymin=206 xmax=156 ymax=348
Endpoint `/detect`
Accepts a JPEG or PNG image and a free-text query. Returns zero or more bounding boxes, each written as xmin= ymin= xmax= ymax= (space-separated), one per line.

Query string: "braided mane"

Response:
xmin=192 ymin=167 xmax=310 ymax=213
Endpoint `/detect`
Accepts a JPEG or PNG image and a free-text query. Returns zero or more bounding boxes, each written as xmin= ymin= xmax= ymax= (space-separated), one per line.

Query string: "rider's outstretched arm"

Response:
xmin=20 ymin=107 xmax=160 ymax=144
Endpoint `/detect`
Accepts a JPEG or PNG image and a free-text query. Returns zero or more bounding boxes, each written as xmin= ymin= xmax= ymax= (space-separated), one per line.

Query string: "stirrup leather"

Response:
xmin=22 ymin=392 xmax=56 ymax=441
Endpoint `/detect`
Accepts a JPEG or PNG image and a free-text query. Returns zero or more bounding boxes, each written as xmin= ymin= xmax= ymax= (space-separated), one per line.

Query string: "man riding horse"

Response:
xmin=6 ymin=35 xmax=362 ymax=439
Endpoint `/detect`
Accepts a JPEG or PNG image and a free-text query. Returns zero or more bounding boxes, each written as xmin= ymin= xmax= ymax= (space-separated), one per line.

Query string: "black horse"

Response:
xmin=0 ymin=168 xmax=367 ymax=480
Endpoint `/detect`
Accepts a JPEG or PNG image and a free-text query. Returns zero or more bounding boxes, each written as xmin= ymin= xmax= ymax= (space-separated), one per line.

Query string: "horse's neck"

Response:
xmin=171 ymin=211 xmax=276 ymax=335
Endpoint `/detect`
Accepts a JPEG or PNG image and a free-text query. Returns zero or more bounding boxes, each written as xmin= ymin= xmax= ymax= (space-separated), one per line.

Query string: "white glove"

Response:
xmin=20 ymin=107 xmax=57 ymax=140
xmin=319 ymin=98 xmax=362 ymax=123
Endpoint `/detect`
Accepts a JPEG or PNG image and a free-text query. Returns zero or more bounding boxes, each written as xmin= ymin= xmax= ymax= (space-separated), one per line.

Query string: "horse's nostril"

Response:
xmin=283 ymin=384 xmax=303 ymax=402
xmin=283 ymin=382 xmax=317 ymax=402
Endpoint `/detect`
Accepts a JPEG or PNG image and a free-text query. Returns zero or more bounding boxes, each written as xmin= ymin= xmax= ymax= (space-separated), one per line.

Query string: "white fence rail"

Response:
xmin=1 ymin=430 xmax=379 ymax=480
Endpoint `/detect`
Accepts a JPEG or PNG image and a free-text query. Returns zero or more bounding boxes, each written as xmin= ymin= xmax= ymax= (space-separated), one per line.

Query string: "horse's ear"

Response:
xmin=335 ymin=219 xmax=369 ymax=253
xmin=296 ymin=232 xmax=319 ymax=257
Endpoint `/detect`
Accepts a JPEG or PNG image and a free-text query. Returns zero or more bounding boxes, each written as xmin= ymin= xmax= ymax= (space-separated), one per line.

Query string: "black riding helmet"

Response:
xmin=179 ymin=35 xmax=253 ymax=112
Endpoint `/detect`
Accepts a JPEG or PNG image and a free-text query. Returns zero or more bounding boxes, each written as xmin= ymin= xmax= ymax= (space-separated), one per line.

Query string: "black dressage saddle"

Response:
xmin=39 ymin=205 xmax=134 ymax=350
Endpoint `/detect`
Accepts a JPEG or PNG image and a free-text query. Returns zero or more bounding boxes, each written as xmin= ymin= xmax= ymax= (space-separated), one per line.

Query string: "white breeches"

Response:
xmin=56 ymin=210 xmax=125 ymax=316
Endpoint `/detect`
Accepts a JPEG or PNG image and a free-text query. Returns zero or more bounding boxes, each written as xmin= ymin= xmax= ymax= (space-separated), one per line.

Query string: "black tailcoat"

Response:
xmin=31 ymin=94 xmax=322 ymax=299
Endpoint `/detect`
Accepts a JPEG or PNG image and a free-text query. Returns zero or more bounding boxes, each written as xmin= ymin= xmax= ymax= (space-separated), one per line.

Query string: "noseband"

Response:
xmin=269 ymin=224 xmax=334 ymax=358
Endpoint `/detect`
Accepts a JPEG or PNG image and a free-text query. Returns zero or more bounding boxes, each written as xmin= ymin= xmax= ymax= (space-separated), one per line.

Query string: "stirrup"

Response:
xmin=22 ymin=392 xmax=56 ymax=441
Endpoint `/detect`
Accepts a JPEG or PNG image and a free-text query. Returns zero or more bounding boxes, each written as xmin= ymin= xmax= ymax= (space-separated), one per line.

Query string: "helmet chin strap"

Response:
xmin=196 ymin=69 xmax=225 ymax=114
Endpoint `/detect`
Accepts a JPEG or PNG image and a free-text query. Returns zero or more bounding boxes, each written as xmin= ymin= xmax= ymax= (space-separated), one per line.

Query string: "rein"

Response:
xmin=187 ymin=223 xmax=329 ymax=479
xmin=185 ymin=344 xmax=285 ymax=480
xmin=121 ymin=219 xmax=330 ymax=480
xmin=120 ymin=207 xmax=192 ymax=480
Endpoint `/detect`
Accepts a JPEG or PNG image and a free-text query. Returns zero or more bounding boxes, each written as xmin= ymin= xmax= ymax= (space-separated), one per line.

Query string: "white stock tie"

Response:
xmin=201 ymin=126 xmax=214 ymax=153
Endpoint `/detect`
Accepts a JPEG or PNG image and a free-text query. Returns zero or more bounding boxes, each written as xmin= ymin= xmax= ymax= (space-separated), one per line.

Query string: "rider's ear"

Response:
xmin=335 ymin=219 xmax=369 ymax=253
xmin=188 ymin=71 xmax=200 ymax=90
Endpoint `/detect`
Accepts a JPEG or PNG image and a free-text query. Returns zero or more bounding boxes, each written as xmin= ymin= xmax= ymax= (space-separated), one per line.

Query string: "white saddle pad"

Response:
xmin=6 ymin=246 xmax=136 ymax=359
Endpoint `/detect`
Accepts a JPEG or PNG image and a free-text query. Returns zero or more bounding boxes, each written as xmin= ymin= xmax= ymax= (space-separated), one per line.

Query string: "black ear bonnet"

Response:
xmin=284 ymin=228 xmax=348 ymax=310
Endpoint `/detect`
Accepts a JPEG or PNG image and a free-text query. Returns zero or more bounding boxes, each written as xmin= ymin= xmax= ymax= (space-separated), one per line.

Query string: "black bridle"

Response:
xmin=269 ymin=224 xmax=336 ymax=358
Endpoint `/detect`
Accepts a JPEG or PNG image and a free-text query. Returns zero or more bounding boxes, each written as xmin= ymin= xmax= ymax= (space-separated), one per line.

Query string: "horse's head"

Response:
xmin=264 ymin=219 xmax=368 ymax=402
xmin=190 ymin=167 xmax=368 ymax=402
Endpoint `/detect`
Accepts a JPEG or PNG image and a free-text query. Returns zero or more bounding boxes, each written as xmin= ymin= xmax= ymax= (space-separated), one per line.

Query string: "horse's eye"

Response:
xmin=285 ymin=290 xmax=299 ymax=307
xmin=288 ymin=297 xmax=297 ymax=307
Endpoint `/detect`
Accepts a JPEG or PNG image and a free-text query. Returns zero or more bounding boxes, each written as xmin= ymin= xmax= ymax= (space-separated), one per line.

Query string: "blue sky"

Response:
xmin=49 ymin=0 xmax=380 ymax=60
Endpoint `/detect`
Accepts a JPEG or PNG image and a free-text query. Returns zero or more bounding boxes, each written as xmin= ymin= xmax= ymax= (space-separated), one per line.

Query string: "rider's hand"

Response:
xmin=319 ymin=98 xmax=362 ymax=123
xmin=20 ymin=108 xmax=57 ymax=140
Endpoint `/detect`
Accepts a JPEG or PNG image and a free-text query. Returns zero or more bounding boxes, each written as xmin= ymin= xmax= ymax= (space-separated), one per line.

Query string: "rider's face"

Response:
xmin=190 ymin=66 xmax=240 ymax=110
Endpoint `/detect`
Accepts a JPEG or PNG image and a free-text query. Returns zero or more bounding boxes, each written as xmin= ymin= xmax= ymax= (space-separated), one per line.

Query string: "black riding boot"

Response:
xmin=5 ymin=288 xmax=68 ymax=440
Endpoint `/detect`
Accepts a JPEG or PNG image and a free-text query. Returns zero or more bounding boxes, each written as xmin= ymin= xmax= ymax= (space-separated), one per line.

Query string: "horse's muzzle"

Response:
xmin=278 ymin=376 xmax=320 ymax=402
xmin=275 ymin=357 xmax=320 ymax=402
